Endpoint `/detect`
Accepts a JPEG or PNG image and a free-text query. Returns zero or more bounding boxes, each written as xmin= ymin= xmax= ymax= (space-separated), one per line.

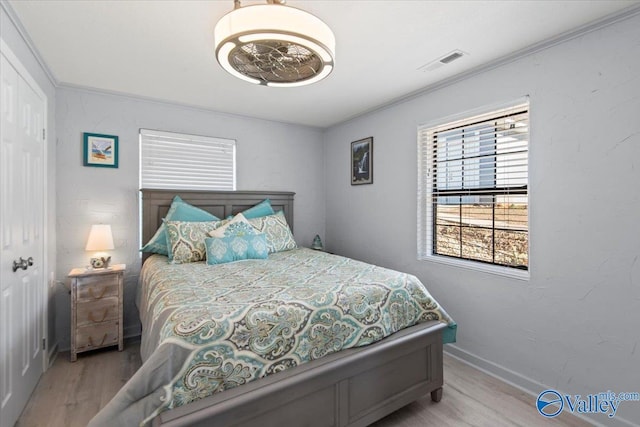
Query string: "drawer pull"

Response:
xmin=88 ymin=333 xmax=108 ymax=347
xmin=88 ymin=286 xmax=108 ymax=300
xmin=88 ymin=308 xmax=110 ymax=323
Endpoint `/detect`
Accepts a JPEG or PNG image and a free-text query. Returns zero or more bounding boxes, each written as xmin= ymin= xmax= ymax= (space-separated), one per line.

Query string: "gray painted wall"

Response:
xmin=323 ymin=13 xmax=640 ymax=425
xmin=1 ymin=3 xmax=57 ymax=358
xmin=55 ymin=87 xmax=325 ymax=351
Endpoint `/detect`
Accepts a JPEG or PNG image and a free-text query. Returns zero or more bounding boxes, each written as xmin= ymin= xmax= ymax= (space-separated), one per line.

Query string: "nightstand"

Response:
xmin=68 ymin=264 xmax=125 ymax=361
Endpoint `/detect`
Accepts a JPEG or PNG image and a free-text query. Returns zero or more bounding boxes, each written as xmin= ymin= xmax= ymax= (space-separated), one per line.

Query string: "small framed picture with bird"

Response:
xmin=83 ymin=132 xmax=119 ymax=168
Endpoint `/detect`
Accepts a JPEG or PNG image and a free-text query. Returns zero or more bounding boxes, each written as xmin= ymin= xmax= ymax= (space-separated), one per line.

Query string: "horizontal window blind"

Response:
xmin=140 ymin=129 xmax=236 ymax=190
xmin=418 ymin=102 xmax=529 ymax=270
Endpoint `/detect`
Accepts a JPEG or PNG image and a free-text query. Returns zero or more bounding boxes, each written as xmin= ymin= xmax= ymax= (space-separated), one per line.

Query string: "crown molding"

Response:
xmin=0 ymin=0 xmax=58 ymax=86
xmin=2 ymin=0 xmax=639 ymax=130
xmin=57 ymin=82 xmax=324 ymax=131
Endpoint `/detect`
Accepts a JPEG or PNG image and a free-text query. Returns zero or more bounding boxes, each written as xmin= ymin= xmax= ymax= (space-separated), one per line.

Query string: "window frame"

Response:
xmin=417 ymin=98 xmax=530 ymax=280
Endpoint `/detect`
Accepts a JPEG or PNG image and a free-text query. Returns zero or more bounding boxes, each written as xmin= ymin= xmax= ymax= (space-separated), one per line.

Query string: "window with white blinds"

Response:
xmin=140 ymin=129 xmax=236 ymax=190
xmin=418 ymin=101 xmax=529 ymax=272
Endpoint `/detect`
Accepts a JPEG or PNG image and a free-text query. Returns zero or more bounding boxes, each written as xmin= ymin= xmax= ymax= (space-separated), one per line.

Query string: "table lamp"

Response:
xmin=85 ymin=224 xmax=114 ymax=269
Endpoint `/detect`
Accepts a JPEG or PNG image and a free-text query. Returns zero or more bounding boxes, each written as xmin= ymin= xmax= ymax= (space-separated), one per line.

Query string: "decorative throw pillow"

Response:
xmin=247 ymin=210 xmax=297 ymax=254
xmin=238 ymin=199 xmax=275 ymax=219
xmin=209 ymin=213 xmax=256 ymax=238
xmin=165 ymin=220 xmax=222 ymax=264
xmin=205 ymin=234 xmax=269 ymax=265
xmin=141 ymin=196 xmax=220 ymax=256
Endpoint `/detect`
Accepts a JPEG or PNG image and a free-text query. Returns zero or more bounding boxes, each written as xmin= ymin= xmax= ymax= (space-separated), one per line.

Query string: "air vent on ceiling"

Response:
xmin=440 ymin=51 xmax=463 ymax=64
xmin=418 ymin=50 xmax=467 ymax=72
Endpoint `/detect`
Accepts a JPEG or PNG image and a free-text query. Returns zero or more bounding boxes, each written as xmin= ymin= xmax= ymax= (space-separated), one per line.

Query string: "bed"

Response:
xmin=89 ymin=189 xmax=456 ymax=427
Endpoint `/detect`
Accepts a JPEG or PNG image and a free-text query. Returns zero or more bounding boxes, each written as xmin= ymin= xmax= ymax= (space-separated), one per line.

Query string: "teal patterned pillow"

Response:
xmin=247 ymin=211 xmax=297 ymax=254
xmin=205 ymin=234 xmax=268 ymax=265
xmin=240 ymin=199 xmax=275 ymax=219
xmin=141 ymin=196 xmax=220 ymax=256
xmin=165 ymin=220 xmax=222 ymax=264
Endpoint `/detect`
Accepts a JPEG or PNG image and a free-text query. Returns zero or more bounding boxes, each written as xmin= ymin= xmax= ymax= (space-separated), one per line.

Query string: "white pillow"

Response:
xmin=208 ymin=213 xmax=255 ymax=238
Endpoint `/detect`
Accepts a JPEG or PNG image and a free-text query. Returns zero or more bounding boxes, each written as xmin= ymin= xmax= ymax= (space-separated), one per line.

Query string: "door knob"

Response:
xmin=12 ymin=257 xmax=31 ymax=272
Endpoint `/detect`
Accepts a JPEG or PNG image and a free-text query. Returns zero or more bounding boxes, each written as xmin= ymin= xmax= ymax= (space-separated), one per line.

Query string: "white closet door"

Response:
xmin=0 ymin=48 xmax=45 ymax=427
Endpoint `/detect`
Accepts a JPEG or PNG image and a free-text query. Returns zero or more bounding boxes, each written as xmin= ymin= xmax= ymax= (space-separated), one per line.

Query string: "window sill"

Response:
xmin=420 ymin=255 xmax=530 ymax=281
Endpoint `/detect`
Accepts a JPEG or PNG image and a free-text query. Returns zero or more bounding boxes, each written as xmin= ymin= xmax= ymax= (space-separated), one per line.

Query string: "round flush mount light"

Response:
xmin=214 ymin=0 xmax=335 ymax=87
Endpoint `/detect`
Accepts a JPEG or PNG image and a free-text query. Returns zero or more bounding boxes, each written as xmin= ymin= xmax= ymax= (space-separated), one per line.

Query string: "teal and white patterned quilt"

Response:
xmin=89 ymin=248 xmax=455 ymax=427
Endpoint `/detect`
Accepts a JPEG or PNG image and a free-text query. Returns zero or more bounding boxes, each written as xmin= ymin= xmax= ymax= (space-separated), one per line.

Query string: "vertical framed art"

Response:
xmin=83 ymin=132 xmax=119 ymax=168
xmin=351 ymin=137 xmax=373 ymax=185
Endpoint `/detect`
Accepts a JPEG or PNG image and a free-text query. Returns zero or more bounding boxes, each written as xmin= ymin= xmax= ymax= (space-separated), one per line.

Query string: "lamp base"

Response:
xmin=89 ymin=256 xmax=111 ymax=269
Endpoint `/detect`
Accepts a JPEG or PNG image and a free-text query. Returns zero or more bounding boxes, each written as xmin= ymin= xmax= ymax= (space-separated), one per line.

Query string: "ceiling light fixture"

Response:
xmin=214 ymin=0 xmax=335 ymax=87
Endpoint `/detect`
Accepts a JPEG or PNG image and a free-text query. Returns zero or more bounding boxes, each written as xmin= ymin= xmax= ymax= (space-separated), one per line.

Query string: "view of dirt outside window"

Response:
xmin=435 ymin=200 xmax=528 ymax=268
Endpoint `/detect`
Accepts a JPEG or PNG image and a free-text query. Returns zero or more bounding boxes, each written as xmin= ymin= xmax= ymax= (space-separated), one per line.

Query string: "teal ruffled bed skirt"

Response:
xmin=443 ymin=323 xmax=457 ymax=344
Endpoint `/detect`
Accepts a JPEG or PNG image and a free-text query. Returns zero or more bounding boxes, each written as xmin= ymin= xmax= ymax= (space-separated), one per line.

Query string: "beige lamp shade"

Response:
xmin=85 ymin=224 xmax=115 ymax=251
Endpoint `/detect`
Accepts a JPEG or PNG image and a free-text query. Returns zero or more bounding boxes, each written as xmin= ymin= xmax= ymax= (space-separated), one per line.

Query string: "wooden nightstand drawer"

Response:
xmin=69 ymin=264 xmax=125 ymax=361
xmin=76 ymin=274 xmax=119 ymax=301
xmin=76 ymin=297 xmax=119 ymax=327
xmin=75 ymin=321 xmax=119 ymax=352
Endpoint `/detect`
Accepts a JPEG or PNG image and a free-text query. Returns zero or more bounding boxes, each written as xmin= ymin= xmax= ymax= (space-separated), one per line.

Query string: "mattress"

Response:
xmin=89 ymin=248 xmax=456 ymax=426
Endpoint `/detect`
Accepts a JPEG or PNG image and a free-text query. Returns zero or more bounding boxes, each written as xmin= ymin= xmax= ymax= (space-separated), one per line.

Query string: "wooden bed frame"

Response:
xmin=140 ymin=189 xmax=445 ymax=427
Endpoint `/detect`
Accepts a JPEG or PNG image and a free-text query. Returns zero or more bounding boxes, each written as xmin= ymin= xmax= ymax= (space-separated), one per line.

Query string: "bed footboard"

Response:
xmin=153 ymin=321 xmax=445 ymax=427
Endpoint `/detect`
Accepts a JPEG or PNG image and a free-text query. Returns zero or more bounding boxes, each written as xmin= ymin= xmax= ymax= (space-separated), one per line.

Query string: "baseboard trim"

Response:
xmin=46 ymin=341 xmax=58 ymax=369
xmin=444 ymin=345 xmax=638 ymax=427
xmin=124 ymin=324 xmax=141 ymax=340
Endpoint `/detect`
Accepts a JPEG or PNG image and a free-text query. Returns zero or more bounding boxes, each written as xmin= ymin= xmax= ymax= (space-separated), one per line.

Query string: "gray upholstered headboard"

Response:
xmin=140 ymin=189 xmax=295 ymax=263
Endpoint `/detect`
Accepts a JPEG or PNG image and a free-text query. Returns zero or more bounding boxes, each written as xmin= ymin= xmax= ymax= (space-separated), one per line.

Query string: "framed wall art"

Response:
xmin=351 ymin=137 xmax=373 ymax=185
xmin=83 ymin=132 xmax=119 ymax=168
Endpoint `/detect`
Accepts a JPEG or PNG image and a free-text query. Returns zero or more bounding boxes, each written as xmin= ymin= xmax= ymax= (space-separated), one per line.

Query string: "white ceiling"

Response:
xmin=8 ymin=0 xmax=639 ymax=128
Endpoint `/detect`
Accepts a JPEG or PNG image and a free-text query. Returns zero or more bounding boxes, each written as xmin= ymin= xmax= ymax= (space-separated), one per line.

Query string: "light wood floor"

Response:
xmin=16 ymin=340 xmax=591 ymax=427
